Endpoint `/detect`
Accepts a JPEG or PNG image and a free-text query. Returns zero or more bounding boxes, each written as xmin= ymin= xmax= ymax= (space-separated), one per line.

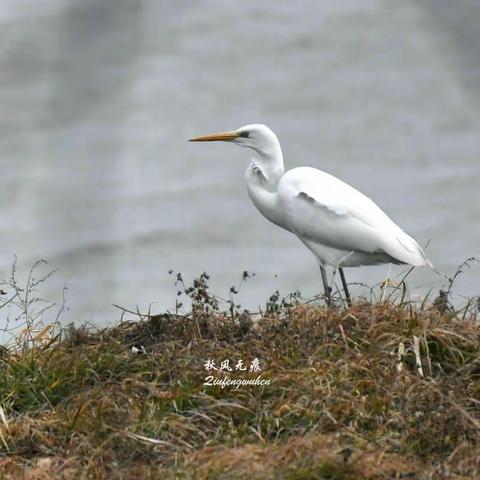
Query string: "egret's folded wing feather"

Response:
xmin=277 ymin=167 xmax=429 ymax=266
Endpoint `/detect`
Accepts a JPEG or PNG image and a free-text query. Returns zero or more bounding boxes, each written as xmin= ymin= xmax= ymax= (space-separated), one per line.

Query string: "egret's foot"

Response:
xmin=324 ymin=286 xmax=333 ymax=307
xmin=338 ymin=267 xmax=352 ymax=308
xmin=319 ymin=265 xmax=332 ymax=307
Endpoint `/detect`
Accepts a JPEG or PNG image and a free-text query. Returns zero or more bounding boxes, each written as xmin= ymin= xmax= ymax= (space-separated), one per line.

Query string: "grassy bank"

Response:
xmin=0 ymin=276 xmax=479 ymax=478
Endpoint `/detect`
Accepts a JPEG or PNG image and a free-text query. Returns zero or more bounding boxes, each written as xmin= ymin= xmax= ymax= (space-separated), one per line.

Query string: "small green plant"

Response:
xmin=0 ymin=258 xmax=65 ymax=349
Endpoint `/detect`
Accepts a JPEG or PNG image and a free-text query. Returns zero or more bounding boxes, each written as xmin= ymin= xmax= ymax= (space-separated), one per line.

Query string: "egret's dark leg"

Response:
xmin=339 ymin=267 xmax=351 ymax=307
xmin=319 ymin=265 xmax=332 ymax=306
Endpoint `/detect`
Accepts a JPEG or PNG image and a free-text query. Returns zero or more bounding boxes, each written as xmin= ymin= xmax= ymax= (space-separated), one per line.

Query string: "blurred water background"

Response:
xmin=1 ymin=0 xmax=479 ymax=330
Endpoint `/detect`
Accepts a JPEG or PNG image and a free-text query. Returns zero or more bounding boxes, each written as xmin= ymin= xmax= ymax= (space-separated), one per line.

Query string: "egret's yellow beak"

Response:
xmin=189 ymin=131 xmax=239 ymax=142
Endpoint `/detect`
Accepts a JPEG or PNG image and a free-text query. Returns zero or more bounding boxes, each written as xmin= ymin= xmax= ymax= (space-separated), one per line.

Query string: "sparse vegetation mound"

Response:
xmin=0 ymin=269 xmax=479 ymax=479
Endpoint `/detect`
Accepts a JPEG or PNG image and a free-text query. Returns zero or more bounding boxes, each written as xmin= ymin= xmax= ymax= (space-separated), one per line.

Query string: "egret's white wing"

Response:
xmin=277 ymin=167 xmax=430 ymax=267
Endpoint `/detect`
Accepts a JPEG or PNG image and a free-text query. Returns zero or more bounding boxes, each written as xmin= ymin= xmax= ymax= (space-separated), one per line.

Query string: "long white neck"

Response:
xmin=244 ymin=145 xmax=285 ymax=228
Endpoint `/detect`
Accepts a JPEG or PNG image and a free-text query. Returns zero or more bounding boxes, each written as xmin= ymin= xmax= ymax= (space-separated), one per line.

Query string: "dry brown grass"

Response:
xmin=0 ymin=283 xmax=479 ymax=479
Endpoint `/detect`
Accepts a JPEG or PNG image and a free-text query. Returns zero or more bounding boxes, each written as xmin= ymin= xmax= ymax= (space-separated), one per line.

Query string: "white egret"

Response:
xmin=190 ymin=124 xmax=432 ymax=305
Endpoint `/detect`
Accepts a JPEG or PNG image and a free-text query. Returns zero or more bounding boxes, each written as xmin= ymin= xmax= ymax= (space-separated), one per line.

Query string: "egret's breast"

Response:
xmin=245 ymin=169 xmax=287 ymax=231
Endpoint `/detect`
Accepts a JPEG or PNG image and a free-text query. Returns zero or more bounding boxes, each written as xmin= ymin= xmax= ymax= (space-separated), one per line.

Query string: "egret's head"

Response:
xmin=189 ymin=124 xmax=281 ymax=159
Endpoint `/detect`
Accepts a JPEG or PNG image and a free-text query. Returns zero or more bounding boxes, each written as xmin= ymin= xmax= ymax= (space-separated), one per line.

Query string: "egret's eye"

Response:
xmin=239 ymin=131 xmax=250 ymax=138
